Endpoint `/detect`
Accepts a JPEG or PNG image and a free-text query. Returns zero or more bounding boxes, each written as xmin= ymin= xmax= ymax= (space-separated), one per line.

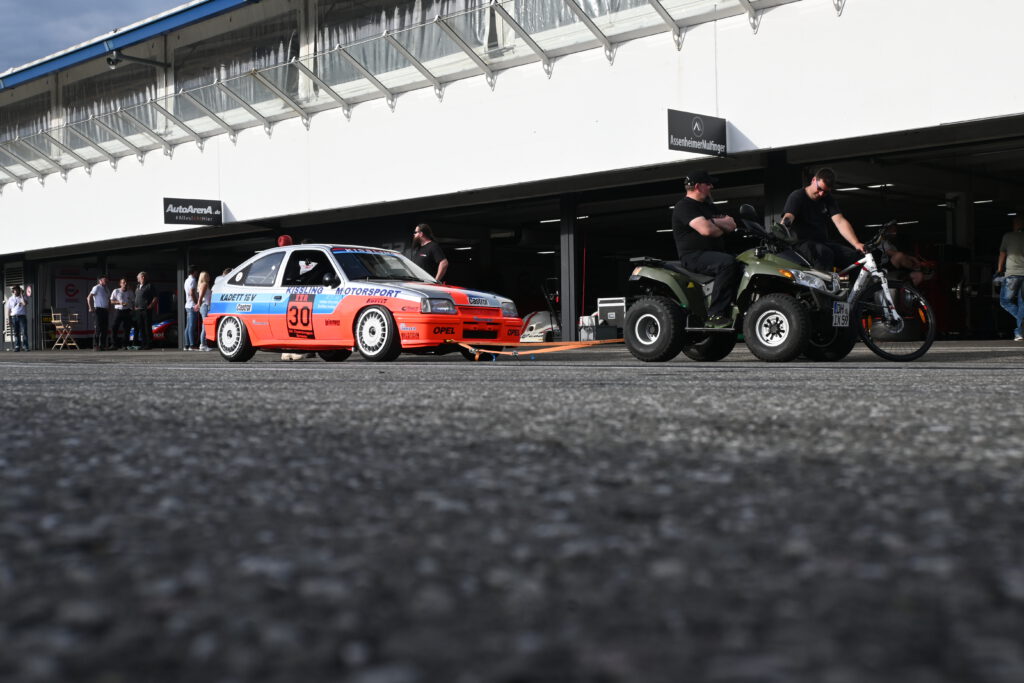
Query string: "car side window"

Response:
xmin=234 ymin=252 xmax=285 ymax=287
xmin=282 ymin=250 xmax=339 ymax=286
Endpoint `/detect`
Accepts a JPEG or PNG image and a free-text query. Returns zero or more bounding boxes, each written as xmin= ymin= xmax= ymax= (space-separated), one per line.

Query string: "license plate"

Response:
xmin=832 ymin=301 xmax=850 ymax=327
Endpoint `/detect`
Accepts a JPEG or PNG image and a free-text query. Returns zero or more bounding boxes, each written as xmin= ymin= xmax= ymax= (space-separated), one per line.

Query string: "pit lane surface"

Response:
xmin=2 ymin=342 xmax=1023 ymax=683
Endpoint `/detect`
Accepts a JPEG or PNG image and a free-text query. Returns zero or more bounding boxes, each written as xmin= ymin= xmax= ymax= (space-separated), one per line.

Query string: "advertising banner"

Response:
xmin=163 ymin=198 xmax=223 ymax=226
xmin=667 ymin=109 xmax=727 ymax=157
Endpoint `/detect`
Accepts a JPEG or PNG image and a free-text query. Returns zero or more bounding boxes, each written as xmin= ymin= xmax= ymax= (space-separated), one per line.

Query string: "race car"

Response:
xmin=204 ymin=243 xmax=522 ymax=362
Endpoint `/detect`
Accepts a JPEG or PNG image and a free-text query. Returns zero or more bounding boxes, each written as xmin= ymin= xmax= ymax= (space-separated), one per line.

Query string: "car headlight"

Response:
xmin=501 ymin=301 xmax=518 ymax=318
xmin=420 ymin=298 xmax=457 ymax=314
xmin=778 ymin=268 xmax=828 ymax=293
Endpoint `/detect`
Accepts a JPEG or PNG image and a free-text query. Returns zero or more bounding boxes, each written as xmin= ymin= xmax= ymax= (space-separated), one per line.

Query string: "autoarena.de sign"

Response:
xmin=667 ymin=109 xmax=727 ymax=157
xmin=163 ymin=197 xmax=223 ymax=226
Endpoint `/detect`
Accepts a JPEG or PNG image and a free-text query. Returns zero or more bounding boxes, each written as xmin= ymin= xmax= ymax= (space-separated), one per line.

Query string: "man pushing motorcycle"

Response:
xmin=781 ymin=167 xmax=865 ymax=272
xmin=671 ymin=170 xmax=743 ymax=328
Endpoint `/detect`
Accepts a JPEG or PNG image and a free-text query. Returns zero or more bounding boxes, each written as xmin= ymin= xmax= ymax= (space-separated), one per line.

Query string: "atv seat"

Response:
xmin=662 ymin=261 xmax=715 ymax=285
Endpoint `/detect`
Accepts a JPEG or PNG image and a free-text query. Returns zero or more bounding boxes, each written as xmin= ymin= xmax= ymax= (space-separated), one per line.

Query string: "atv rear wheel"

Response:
xmin=804 ymin=320 xmax=857 ymax=362
xmin=743 ymin=293 xmax=810 ymax=362
xmin=624 ymin=296 xmax=685 ymax=362
xmin=681 ymin=332 xmax=737 ymax=362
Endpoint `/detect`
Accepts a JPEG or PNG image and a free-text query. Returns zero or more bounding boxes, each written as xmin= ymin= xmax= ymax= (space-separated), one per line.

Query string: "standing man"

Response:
xmin=411 ymin=223 xmax=449 ymax=282
xmin=671 ymin=170 xmax=742 ymax=328
xmin=996 ymin=215 xmax=1024 ymax=341
xmin=6 ymin=285 xmax=29 ymax=351
xmin=781 ymin=168 xmax=865 ymax=271
xmin=183 ymin=265 xmax=200 ymax=351
xmin=110 ymin=276 xmax=135 ymax=349
xmin=87 ymin=274 xmax=111 ymax=352
xmin=134 ymin=271 xmax=157 ymax=350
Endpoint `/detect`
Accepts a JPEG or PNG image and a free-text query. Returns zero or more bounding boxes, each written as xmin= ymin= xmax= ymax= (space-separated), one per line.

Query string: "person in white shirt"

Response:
xmin=196 ymin=270 xmax=214 ymax=351
xmin=109 ymin=277 xmax=136 ymax=349
xmin=87 ymin=274 xmax=111 ymax=351
xmin=183 ymin=265 xmax=200 ymax=350
xmin=5 ymin=285 xmax=29 ymax=351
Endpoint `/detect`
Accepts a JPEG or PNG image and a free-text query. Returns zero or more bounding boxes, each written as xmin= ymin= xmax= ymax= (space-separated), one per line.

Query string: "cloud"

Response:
xmin=0 ymin=0 xmax=176 ymax=73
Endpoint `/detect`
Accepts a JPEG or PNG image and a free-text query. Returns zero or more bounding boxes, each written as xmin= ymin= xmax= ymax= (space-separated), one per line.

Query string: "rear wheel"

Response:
xmin=354 ymin=306 xmax=402 ymax=362
xmin=804 ymin=317 xmax=857 ymax=361
xmin=681 ymin=332 xmax=736 ymax=362
xmin=743 ymin=293 xmax=810 ymax=362
xmin=217 ymin=316 xmax=256 ymax=362
xmin=853 ymin=283 xmax=935 ymax=361
xmin=624 ymin=296 xmax=685 ymax=362
xmin=318 ymin=349 xmax=352 ymax=362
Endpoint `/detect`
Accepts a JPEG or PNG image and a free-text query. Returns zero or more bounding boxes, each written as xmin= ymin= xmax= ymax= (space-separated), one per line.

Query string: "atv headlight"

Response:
xmin=421 ymin=298 xmax=457 ymax=314
xmin=779 ymin=268 xmax=829 ymax=293
xmin=501 ymin=301 xmax=519 ymax=318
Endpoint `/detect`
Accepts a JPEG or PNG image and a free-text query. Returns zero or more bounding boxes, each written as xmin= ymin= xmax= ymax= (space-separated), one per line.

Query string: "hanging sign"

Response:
xmin=163 ymin=198 xmax=223 ymax=226
xmin=667 ymin=109 xmax=727 ymax=157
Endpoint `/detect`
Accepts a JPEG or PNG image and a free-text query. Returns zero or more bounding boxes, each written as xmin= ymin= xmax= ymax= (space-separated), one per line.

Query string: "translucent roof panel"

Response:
xmin=184 ymin=82 xmax=264 ymax=128
xmin=66 ymin=119 xmax=134 ymax=157
xmin=572 ymin=0 xmax=668 ymax=41
xmin=4 ymin=138 xmax=57 ymax=174
xmin=219 ymin=71 xmax=306 ymax=120
xmin=388 ymin=18 xmax=486 ymax=82
xmin=0 ymin=145 xmax=33 ymax=179
xmin=442 ymin=3 xmax=538 ymax=71
xmin=18 ymin=133 xmax=82 ymax=169
xmin=336 ymin=37 xmax=425 ymax=93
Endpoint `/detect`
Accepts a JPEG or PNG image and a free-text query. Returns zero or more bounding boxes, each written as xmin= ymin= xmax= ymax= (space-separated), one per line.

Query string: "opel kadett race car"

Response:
xmin=204 ymin=244 xmax=522 ymax=362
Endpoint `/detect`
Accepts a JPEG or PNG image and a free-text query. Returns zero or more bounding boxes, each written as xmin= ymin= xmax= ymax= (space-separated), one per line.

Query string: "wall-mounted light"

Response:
xmin=106 ymin=50 xmax=170 ymax=70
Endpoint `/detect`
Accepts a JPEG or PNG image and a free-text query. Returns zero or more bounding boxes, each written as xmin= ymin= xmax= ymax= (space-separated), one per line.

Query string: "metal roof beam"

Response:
xmin=179 ymin=91 xmax=239 ymax=142
xmin=647 ymin=0 xmax=684 ymax=50
xmin=290 ymin=58 xmax=352 ymax=120
xmin=736 ymin=0 xmax=762 ymax=33
xmin=66 ymin=126 xmax=118 ymax=167
xmin=148 ymin=100 xmax=204 ymax=150
xmin=563 ymin=0 xmax=616 ymax=63
xmin=91 ymin=115 xmax=146 ymax=161
xmin=338 ymin=48 xmax=397 ymax=110
xmin=490 ymin=1 xmax=553 ymax=76
xmin=216 ymin=81 xmax=272 ymax=134
xmin=251 ymin=71 xmax=311 ymax=128
xmin=116 ymin=108 xmax=172 ymax=156
xmin=0 ymin=144 xmax=42 ymax=180
xmin=15 ymin=137 xmax=71 ymax=177
xmin=0 ymin=162 xmax=24 ymax=188
xmin=42 ymin=132 xmax=94 ymax=172
xmin=435 ymin=17 xmax=495 ymax=88
xmin=384 ymin=33 xmax=445 ymax=99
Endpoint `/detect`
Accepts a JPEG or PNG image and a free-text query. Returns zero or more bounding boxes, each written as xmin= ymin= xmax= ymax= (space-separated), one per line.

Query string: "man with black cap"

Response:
xmin=781 ymin=167 xmax=864 ymax=271
xmin=671 ymin=170 xmax=742 ymax=328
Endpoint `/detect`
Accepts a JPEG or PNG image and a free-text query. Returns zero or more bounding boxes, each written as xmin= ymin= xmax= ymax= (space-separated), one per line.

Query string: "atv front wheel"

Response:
xmin=742 ymin=293 xmax=810 ymax=362
xmin=624 ymin=296 xmax=685 ymax=362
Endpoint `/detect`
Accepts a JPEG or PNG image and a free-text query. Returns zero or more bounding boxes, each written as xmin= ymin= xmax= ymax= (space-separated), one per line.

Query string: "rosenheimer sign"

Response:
xmin=163 ymin=198 xmax=223 ymax=226
xmin=667 ymin=109 xmax=727 ymax=157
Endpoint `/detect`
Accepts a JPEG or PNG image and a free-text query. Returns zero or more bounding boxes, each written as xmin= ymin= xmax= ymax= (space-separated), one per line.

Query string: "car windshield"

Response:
xmin=333 ymin=249 xmax=434 ymax=283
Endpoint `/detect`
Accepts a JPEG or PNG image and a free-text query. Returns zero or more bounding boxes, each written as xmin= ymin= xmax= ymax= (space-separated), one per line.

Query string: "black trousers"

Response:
xmin=135 ymin=309 xmax=153 ymax=348
xmin=795 ymin=240 xmax=861 ymax=272
xmin=93 ymin=308 xmax=109 ymax=349
xmin=111 ymin=308 xmax=133 ymax=348
xmin=677 ymin=250 xmax=744 ymax=317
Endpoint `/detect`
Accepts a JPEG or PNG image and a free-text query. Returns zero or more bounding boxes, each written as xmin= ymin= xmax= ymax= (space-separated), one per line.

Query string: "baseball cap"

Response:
xmin=686 ymin=170 xmax=720 ymax=185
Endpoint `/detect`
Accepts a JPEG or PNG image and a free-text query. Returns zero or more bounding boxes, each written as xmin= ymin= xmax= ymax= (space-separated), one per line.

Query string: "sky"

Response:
xmin=0 ymin=0 xmax=181 ymax=73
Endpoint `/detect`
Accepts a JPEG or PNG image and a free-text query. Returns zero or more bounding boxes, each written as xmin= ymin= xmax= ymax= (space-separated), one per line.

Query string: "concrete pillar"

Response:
xmin=559 ymin=194 xmax=579 ymax=342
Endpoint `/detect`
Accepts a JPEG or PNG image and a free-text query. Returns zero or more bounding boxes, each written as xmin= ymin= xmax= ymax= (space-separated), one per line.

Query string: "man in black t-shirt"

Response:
xmin=671 ymin=170 xmax=742 ymax=328
xmin=781 ymin=168 xmax=864 ymax=271
xmin=411 ymin=223 xmax=449 ymax=282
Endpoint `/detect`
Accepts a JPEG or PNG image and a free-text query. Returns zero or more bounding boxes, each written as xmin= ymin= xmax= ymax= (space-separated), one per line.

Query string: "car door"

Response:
xmin=274 ymin=248 xmax=344 ymax=341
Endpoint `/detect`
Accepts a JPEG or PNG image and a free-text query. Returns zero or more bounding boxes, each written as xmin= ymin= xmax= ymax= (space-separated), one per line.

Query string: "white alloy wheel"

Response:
xmin=754 ymin=309 xmax=789 ymax=348
xmin=632 ymin=313 xmax=662 ymax=346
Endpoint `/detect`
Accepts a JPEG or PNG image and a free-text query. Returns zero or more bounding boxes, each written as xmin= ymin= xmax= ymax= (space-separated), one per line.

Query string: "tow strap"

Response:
xmin=451 ymin=338 xmax=623 ymax=360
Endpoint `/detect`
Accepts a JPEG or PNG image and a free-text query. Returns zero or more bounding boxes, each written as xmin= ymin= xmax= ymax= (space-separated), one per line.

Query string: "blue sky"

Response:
xmin=0 ymin=0 xmax=177 ymax=73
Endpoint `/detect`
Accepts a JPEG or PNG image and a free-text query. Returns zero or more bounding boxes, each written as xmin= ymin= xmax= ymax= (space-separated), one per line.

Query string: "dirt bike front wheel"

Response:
xmin=852 ymin=283 xmax=935 ymax=361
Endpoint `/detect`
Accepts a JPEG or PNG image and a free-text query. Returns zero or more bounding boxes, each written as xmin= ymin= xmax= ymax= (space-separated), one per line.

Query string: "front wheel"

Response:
xmin=742 ymin=293 xmax=810 ymax=362
xmin=318 ymin=349 xmax=352 ymax=362
xmin=853 ymin=283 xmax=935 ymax=361
xmin=354 ymin=306 xmax=402 ymax=362
xmin=217 ymin=316 xmax=256 ymax=362
xmin=624 ymin=296 xmax=685 ymax=362
xmin=804 ymin=319 xmax=857 ymax=362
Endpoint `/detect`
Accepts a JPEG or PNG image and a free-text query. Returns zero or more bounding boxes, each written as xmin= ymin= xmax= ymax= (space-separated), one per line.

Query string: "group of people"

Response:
xmin=182 ymin=266 xmax=215 ymax=351
xmin=671 ymin=167 xmax=927 ymax=329
xmin=86 ymin=272 xmax=160 ymax=350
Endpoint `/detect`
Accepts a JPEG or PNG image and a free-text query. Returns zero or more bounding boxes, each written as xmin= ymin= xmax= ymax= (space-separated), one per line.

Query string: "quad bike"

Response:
xmin=624 ymin=206 xmax=935 ymax=363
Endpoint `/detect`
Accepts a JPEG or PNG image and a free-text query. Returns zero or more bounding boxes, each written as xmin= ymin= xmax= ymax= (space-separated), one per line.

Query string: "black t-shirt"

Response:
xmin=672 ymin=197 xmax=721 ymax=256
xmin=413 ymin=241 xmax=446 ymax=277
xmin=783 ymin=188 xmax=841 ymax=243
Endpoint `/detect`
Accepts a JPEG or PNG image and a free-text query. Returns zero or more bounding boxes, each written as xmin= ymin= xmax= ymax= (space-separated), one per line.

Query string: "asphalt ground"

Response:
xmin=2 ymin=341 xmax=1024 ymax=683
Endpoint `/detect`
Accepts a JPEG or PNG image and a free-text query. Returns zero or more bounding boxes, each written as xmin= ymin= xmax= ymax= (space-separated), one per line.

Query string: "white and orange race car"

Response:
xmin=205 ymin=244 xmax=521 ymax=362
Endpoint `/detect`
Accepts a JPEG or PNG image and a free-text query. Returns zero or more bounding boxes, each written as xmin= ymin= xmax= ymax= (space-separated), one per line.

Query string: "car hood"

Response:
xmin=354 ymin=280 xmax=510 ymax=307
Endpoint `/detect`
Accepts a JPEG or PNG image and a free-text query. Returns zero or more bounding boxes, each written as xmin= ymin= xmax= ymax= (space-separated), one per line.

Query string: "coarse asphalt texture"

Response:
xmin=2 ymin=341 xmax=1024 ymax=683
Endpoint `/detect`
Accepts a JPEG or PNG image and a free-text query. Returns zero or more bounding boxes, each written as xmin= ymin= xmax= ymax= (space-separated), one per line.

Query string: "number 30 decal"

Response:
xmin=287 ymin=293 xmax=316 ymax=339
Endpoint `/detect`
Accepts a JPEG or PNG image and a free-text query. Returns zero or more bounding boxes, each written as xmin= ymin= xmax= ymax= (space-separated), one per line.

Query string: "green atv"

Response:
xmin=623 ymin=205 xmax=935 ymax=363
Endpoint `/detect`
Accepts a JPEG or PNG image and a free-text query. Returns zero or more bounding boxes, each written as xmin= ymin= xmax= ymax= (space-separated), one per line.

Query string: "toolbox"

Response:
xmin=597 ymin=297 xmax=627 ymax=326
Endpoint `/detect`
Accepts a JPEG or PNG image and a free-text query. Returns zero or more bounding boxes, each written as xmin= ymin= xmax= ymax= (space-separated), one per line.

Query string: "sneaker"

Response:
xmin=1015 ymin=334 xmax=1023 ymax=342
xmin=706 ymin=314 xmax=734 ymax=329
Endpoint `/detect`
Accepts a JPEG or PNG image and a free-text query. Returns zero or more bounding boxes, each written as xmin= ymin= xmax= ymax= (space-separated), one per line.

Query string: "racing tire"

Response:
xmin=217 ymin=316 xmax=256 ymax=363
xmin=681 ymin=332 xmax=737 ymax=362
xmin=804 ymin=322 xmax=857 ymax=362
xmin=853 ymin=283 xmax=935 ymax=362
xmin=354 ymin=306 xmax=402 ymax=362
xmin=624 ymin=296 xmax=685 ymax=362
xmin=318 ymin=349 xmax=352 ymax=362
xmin=743 ymin=293 xmax=810 ymax=362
